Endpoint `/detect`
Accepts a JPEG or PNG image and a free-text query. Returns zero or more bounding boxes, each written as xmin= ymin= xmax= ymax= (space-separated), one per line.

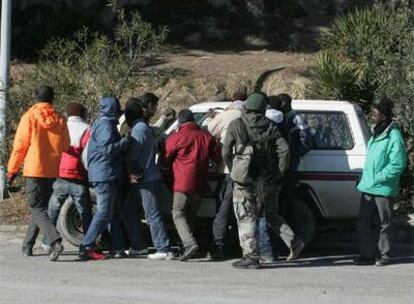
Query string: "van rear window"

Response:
xmin=298 ymin=112 xmax=354 ymax=150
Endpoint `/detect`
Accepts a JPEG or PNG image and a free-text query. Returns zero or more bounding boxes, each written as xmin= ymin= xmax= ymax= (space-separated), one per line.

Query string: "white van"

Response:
xmin=58 ymin=100 xmax=370 ymax=245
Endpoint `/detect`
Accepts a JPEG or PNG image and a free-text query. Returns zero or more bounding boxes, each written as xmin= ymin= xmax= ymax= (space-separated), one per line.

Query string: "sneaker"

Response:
xmin=232 ymin=257 xmax=261 ymax=269
xmin=287 ymin=239 xmax=305 ymax=261
xmin=260 ymin=255 xmax=276 ymax=264
xmin=40 ymin=243 xmax=52 ymax=253
xmin=209 ymin=245 xmax=225 ymax=261
xmin=22 ymin=247 xmax=33 ymax=257
xmin=49 ymin=242 xmax=64 ymax=262
xmin=353 ymin=256 xmax=375 ymax=265
xmin=128 ymin=248 xmax=149 ymax=257
xmin=110 ymin=250 xmax=128 ymax=259
xmin=148 ymin=252 xmax=175 ymax=261
xmin=179 ymin=244 xmax=199 ymax=262
xmin=78 ymin=247 xmax=106 ymax=261
xmin=375 ymin=257 xmax=390 ymax=266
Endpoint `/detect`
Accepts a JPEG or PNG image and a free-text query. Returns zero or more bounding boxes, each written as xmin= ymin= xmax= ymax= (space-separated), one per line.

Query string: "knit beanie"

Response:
xmin=67 ymin=102 xmax=86 ymax=117
xmin=245 ymin=93 xmax=269 ymax=112
xmin=178 ymin=109 xmax=195 ymax=123
xmin=373 ymin=97 xmax=394 ymax=118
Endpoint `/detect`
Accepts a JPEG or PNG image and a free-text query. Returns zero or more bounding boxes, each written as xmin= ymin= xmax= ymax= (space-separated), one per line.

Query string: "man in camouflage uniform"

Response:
xmin=223 ymin=92 xmax=305 ymax=269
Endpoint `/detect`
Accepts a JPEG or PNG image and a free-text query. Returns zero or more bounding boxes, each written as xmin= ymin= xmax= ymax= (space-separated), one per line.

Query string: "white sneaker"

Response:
xmin=40 ymin=242 xmax=51 ymax=253
xmin=127 ymin=248 xmax=149 ymax=257
xmin=147 ymin=252 xmax=174 ymax=261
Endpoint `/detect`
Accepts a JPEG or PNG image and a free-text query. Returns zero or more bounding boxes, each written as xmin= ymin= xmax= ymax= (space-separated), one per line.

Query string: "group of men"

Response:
xmin=6 ymin=85 xmax=407 ymax=269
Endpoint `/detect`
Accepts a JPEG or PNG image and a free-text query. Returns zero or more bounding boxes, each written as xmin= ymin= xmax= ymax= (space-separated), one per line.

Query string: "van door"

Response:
xmin=297 ymin=110 xmax=366 ymax=219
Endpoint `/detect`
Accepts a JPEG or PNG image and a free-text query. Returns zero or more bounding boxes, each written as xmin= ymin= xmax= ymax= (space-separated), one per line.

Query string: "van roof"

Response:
xmin=189 ymin=99 xmax=360 ymax=113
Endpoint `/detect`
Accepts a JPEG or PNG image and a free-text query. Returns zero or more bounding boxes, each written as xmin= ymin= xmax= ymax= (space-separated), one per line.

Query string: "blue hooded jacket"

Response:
xmin=87 ymin=97 xmax=130 ymax=182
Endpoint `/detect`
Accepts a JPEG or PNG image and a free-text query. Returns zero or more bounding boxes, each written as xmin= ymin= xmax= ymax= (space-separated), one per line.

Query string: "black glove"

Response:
xmin=7 ymin=173 xmax=17 ymax=186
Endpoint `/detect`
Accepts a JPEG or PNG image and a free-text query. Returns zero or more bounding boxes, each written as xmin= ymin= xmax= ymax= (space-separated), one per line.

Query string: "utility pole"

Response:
xmin=0 ymin=0 xmax=12 ymax=200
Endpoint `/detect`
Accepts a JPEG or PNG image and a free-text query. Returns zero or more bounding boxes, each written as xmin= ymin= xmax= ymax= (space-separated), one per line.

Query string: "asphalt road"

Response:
xmin=0 ymin=231 xmax=413 ymax=304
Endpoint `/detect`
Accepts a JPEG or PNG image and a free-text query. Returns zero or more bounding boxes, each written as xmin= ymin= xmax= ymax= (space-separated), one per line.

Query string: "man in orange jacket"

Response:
xmin=7 ymin=86 xmax=70 ymax=262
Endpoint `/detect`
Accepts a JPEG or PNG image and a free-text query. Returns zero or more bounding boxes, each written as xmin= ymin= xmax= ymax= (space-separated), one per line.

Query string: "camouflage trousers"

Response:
xmin=233 ymin=178 xmax=298 ymax=259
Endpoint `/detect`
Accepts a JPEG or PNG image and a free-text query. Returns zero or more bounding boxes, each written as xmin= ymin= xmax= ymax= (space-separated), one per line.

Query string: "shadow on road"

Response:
xmin=259 ymin=255 xmax=414 ymax=269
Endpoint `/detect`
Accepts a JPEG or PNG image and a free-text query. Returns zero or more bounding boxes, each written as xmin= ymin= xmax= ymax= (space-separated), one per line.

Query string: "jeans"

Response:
xmin=258 ymin=217 xmax=277 ymax=258
xmin=23 ymin=178 xmax=61 ymax=250
xmin=212 ymin=174 xmax=234 ymax=247
xmin=47 ymin=178 xmax=92 ymax=236
xmin=82 ymin=182 xmax=118 ymax=248
xmin=358 ymin=193 xmax=393 ymax=259
xmin=110 ymin=180 xmax=170 ymax=252
xmin=140 ymin=181 xmax=171 ymax=252
xmin=172 ymin=192 xmax=202 ymax=248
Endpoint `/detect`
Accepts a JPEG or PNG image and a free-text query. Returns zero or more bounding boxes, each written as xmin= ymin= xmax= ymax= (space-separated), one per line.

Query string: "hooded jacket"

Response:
xmin=164 ymin=122 xmax=222 ymax=193
xmin=223 ymin=112 xmax=289 ymax=183
xmin=357 ymin=122 xmax=407 ymax=197
xmin=87 ymin=97 xmax=130 ymax=183
xmin=8 ymin=102 xmax=70 ymax=178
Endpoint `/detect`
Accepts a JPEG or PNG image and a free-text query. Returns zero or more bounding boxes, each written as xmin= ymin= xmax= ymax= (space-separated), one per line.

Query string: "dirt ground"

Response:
xmin=155 ymin=49 xmax=315 ymax=79
xmin=138 ymin=48 xmax=317 ymax=110
xmin=0 ymin=192 xmax=28 ymax=225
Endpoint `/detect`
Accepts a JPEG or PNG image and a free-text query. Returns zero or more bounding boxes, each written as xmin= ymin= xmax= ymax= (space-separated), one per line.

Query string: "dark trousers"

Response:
xmin=212 ymin=174 xmax=234 ymax=247
xmin=110 ymin=184 xmax=146 ymax=251
xmin=358 ymin=193 xmax=393 ymax=259
xmin=23 ymin=177 xmax=61 ymax=250
xmin=279 ymin=169 xmax=298 ymax=218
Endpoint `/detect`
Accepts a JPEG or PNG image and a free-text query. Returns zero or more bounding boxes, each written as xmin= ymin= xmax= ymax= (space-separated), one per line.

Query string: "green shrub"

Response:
xmin=310 ymin=0 xmax=414 ymax=208
xmin=3 ymin=4 xmax=167 ymax=166
xmin=310 ymin=52 xmax=362 ymax=101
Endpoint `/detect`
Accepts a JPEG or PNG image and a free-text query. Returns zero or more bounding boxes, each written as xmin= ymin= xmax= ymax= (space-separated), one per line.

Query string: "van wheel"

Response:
xmin=57 ymin=199 xmax=84 ymax=247
xmin=287 ymin=198 xmax=316 ymax=245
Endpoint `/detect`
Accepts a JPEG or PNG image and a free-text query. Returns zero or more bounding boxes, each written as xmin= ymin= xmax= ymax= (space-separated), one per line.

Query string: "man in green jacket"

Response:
xmin=355 ymin=97 xmax=407 ymax=266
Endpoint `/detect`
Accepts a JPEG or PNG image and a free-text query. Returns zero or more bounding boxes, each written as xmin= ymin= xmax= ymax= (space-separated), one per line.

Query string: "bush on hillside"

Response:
xmin=3 ymin=5 xmax=167 ymax=165
xmin=310 ymin=0 xmax=414 ymax=209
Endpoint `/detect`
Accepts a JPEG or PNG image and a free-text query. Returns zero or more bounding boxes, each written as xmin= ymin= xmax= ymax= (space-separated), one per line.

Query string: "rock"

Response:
xmin=184 ymin=32 xmax=202 ymax=45
xmin=244 ymin=35 xmax=270 ymax=47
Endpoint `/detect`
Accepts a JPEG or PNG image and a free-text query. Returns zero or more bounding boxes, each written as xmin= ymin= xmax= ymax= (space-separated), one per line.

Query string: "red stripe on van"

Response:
xmin=299 ymin=172 xmax=360 ymax=181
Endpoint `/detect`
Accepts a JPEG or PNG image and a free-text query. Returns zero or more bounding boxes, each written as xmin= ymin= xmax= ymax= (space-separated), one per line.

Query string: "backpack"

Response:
xmin=230 ymin=119 xmax=279 ymax=185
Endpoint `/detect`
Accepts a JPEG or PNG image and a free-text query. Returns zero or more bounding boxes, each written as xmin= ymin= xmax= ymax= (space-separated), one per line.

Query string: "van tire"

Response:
xmin=57 ymin=199 xmax=84 ymax=247
xmin=287 ymin=198 xmax=316 ymax=245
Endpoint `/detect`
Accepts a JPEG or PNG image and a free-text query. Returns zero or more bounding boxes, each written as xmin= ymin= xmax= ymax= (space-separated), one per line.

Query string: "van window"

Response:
xmin=298 ymin=112 xmax=354 ymax=150
xmin=193 ymin=113 xmax=207 ymax=126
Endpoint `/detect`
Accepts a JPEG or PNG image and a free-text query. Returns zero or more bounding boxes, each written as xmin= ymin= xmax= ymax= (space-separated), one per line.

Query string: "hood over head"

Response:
xmin=31 ymin=102 xmax=62 ymax=130
xmin=99 ymin=96 xmax=122 ymax=118
xmin=242 ymin=111 xmax=277 ymax=141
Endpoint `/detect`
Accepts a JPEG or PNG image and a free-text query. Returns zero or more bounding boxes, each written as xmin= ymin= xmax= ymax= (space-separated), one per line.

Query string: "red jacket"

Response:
xmin=164 ymin=122 xmax=222 ymax=193
xmin=59 ymin=116 xmax=90 ymax=181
